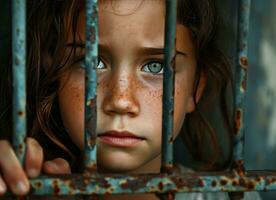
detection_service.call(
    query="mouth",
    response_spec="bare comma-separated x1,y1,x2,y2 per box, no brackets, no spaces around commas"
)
97,130,145,148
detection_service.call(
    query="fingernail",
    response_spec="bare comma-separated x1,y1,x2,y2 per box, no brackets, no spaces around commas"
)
27,168,39,178
15,181,28,193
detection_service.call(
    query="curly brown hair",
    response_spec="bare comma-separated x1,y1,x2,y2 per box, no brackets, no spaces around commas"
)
0,0,233,172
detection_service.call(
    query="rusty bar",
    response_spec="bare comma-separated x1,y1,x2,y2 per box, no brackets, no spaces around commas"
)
3,171,275,196
232,0,251,174
230,0,251,199
161,0,177,174
12,0,27,164
84,0,98,171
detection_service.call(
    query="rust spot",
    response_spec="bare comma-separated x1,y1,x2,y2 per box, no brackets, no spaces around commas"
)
52,180,60,194
17,111,24,116
158,182,163,191
239,178,246,186
120,181,129,189
232,180,238,186
102,179,111,188
240,56,248,69
34,181,43,188
169,136,173,144
160,164,173,173
241,74,247,91
268,178,276,184
247,181,255,190
220,179,228,186
18,143,24,154
198,180,205,187
87,137,96,147
89,99,95,109
234,109,242,135
232,160,245,175
211,180,217,187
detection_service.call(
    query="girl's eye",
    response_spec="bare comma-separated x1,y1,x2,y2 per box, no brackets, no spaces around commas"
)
142,61,164,74
97,58,106,70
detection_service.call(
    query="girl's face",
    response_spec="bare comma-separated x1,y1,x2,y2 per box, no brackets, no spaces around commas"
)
58,0,200,173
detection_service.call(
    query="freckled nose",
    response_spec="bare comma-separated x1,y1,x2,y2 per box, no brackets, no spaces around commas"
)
102,76,140,117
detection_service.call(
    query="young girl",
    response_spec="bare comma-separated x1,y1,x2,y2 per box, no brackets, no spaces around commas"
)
0,0,261,199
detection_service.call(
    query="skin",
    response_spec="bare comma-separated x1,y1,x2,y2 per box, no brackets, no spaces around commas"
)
0,0,205,197
59,0,204,174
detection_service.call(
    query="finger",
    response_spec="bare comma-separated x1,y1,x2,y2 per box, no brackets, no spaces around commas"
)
43,158,71,174
0,140,30,195
25,138,43,178
0,175,7,195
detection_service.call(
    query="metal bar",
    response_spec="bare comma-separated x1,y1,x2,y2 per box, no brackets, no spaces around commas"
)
232,0,251,173
12,0,27,164
230,1,251,199
3,171,275,196
161,0,177,174
84,0,98,171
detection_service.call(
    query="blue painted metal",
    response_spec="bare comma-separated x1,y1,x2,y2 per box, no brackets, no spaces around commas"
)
3,171,275,196
84,0,98,171
12,0,27,165
233,0,251,173
161,0,177,174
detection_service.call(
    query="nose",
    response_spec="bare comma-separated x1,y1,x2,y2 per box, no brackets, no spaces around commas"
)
102,72,140,117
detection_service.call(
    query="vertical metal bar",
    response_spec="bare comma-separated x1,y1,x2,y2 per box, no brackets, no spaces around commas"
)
233,0,251,174
230,0,251,199
84,0,98,171
161,0,177,174
12,0,27,164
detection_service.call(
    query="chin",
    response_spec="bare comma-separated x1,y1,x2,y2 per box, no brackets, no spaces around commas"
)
97,149,145,173
98,159,142,173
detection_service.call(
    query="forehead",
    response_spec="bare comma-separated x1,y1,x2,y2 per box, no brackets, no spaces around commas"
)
70,0,194,54
74,0,165,44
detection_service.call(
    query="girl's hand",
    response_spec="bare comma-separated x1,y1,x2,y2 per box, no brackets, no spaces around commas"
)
0,138,71,196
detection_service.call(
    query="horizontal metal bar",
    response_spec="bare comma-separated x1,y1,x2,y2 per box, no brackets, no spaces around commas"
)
4,171,275,196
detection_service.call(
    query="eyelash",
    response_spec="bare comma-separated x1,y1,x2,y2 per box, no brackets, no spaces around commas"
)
73,56,164,75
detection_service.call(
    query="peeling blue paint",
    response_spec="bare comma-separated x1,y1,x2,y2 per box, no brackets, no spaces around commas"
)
12,0,27,165
84,0,98,172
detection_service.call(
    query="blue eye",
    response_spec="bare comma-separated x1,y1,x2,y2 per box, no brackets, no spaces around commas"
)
142,61,164,74
97,58,106,69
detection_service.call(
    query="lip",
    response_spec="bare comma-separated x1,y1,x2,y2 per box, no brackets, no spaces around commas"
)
97,130,145,148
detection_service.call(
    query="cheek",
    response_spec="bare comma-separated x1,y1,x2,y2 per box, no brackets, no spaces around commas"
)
58,78,85,148
174,75,190,137
140,87,163,128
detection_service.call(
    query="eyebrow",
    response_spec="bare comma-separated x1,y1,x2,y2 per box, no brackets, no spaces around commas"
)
138,47,187,57
66,43,187,57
